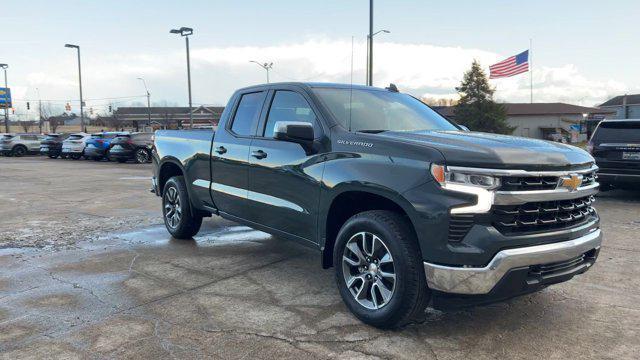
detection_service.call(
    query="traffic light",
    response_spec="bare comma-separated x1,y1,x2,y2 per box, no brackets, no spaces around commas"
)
108,105,112,112
89,107,94,115
65,102,71,112
26,102,30,110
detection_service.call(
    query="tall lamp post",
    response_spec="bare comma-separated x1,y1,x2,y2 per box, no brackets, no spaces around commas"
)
170,26,194,128
0,64,8,132
249,61,273,83
366,29,389,86
137,77,151,131
64,44,85,132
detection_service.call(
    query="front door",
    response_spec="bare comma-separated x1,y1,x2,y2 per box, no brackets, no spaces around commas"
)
210,90,267,218
247,89,326,243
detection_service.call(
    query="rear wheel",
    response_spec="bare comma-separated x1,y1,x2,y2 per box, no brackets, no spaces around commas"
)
12,145,27,157
334,210,429,329
135,148,150,164
162,176,203,239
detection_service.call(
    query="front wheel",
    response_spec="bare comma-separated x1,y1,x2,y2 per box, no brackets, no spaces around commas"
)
135,148,150,164
162,176,203,239
334,210,430,329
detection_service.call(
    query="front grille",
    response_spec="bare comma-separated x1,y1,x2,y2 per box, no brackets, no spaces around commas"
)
492,195,596,235
448,214,474,242
498,170,597,192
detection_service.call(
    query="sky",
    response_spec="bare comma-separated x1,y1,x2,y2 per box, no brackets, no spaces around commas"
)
2,0,638,119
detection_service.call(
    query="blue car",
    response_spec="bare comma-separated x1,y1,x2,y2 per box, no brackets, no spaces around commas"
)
84,132,128,160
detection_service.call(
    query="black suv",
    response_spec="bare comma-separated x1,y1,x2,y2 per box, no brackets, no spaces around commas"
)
108,133,153,163
40,133,67,159
589,119,640,190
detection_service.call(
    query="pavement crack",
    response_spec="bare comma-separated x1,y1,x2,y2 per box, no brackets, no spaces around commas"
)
35,265,116,309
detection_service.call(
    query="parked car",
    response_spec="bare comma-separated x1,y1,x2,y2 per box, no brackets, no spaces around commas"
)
588,119,640,190
84,132,126,161
0,133,44,156
61,132,91,160
152,83,602,328
40,133,68,158
108,132,153,163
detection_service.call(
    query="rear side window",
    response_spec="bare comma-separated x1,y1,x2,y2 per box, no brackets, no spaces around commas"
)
68,135,84,140
23,135,38,141
91,134,104,139
263,91,318,138
593,121,640,143
230,91,266,136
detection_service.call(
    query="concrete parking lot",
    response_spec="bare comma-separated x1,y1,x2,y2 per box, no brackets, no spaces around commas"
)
1,156,639,359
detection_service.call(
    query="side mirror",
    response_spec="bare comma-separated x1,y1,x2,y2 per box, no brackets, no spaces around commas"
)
273,121,314,143
458,124,470,132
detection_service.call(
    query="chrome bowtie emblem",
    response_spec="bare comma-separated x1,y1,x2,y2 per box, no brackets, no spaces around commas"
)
559,174,583,192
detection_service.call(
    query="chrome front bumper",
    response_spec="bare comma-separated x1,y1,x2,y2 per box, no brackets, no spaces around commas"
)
423,228,602,295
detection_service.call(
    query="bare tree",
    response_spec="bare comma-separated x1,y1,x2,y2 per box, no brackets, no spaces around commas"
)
39,102,54,133
19,120,37,132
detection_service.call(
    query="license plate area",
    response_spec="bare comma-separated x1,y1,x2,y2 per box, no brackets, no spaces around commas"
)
622,152,640,160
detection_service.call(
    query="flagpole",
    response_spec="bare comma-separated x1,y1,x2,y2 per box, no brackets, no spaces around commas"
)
530,38,533,104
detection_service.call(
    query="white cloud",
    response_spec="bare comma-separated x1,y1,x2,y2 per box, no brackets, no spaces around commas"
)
13,38,630,119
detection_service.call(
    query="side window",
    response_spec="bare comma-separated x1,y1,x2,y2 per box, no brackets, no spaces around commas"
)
230,91,266,136
263,91,318,138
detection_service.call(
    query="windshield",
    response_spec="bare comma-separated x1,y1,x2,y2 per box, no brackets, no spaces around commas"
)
67,135,84,140
594,121,640,143
313,88,458,132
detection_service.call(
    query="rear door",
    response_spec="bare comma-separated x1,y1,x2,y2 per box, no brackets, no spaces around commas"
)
592,121,640,174
246,88,327,243
210,90,268,218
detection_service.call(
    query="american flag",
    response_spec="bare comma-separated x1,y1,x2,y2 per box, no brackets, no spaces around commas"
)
489,50,529,79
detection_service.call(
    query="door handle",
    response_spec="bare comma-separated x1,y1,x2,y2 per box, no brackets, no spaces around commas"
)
251,150,267,159
214,146,227,155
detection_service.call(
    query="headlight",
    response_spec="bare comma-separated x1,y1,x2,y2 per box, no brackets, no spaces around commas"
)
430,164,498,214
430,164,500,190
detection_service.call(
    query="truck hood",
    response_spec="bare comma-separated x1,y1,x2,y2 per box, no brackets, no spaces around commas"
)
378,130,594,170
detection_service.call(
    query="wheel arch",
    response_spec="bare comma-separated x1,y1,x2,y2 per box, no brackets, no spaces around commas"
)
320,185,420,269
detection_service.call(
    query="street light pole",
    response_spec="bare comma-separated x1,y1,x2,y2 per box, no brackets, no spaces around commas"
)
1,64,8,132
170,27,194,128
137,77,151,131
65,44,84,132
249,61,273,83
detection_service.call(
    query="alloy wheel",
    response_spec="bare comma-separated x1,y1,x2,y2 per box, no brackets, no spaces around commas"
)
342,231,396,310
136,149,149,163
164,186,182,229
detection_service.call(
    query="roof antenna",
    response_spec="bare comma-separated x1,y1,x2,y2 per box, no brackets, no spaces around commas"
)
348,36,354,132
386,83,399,92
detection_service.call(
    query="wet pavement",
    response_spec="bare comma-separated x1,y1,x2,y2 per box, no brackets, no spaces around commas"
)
1,157,639,359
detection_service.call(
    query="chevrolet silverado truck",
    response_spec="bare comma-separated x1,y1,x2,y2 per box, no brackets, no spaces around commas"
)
152,83,602,328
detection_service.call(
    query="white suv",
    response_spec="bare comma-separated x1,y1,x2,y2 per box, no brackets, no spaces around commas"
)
61,132,91,160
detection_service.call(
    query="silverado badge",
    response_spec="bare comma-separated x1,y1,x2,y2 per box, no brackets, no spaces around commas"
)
559,174,583,192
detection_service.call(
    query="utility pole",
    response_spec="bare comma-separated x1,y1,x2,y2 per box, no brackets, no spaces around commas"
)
36,88,43,134
367,0,373,86
65,44,85,132
170,27,194,128
1,64,9,132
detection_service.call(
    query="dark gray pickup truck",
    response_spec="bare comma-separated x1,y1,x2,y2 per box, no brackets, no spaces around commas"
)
152,82,602,328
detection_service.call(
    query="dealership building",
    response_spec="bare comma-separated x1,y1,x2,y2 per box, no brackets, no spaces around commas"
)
434,103,614,142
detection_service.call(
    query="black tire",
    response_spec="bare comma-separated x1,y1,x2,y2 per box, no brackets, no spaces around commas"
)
135,148,150,164
12,145,27,157
71,154,82,160
334,210,429,329
162,176,203,239
48,154,59,159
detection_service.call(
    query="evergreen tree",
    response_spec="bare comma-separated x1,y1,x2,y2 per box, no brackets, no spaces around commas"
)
453,60,514,134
